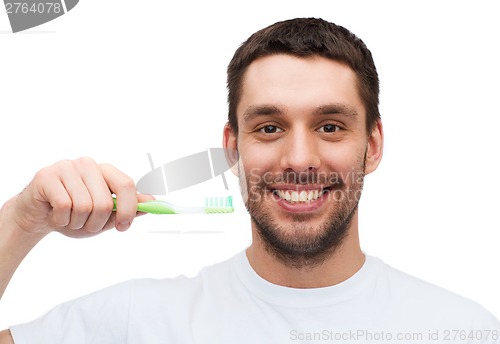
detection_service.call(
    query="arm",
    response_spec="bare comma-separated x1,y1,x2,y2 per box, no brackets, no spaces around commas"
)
0,157,152,337
0,330,13,344
0,197,47,300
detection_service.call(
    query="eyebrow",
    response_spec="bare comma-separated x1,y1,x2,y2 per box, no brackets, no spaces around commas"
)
315,104,358,117
242,104,284,123
242,103,358,123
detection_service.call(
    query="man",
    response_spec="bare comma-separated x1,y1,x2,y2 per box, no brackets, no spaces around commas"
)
0,18,498,343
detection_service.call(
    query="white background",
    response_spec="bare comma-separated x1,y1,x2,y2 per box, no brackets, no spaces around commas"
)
1,0,499,328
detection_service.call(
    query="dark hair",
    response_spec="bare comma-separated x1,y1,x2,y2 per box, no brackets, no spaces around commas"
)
227,17,380,133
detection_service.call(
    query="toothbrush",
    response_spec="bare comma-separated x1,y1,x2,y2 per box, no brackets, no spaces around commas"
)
112,196,234,214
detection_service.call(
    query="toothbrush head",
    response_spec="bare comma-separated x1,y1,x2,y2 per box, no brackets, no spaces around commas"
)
204,196,234,214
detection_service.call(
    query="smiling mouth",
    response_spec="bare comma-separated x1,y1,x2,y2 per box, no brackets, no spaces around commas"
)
272,188,330,203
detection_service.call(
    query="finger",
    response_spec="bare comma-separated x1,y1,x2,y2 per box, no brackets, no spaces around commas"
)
101,212,118,232
78,160,116,233
100,163,137,231
58,164,94,230
137,193,155,203
44,179,73,228
98,194,155,231
135,193,156,217
78,194,153,232
33,168,72,228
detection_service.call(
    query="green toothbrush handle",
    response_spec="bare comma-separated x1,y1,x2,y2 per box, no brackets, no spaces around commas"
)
113,196,232,215
112,199,176,214
137,201,176,214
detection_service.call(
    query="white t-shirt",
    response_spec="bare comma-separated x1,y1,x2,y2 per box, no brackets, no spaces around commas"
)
10,252,500,343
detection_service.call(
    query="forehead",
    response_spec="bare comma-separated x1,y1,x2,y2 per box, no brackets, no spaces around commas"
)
237,54,365,121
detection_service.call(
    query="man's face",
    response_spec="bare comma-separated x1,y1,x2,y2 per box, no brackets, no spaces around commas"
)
226,54,381,267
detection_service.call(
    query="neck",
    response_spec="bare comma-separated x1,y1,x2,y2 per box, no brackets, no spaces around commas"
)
246,215,365,289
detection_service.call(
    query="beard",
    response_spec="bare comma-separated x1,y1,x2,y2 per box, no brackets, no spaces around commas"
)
240,155,366,270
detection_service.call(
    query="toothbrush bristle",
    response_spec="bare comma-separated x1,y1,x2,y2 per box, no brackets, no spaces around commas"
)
204,195,234,214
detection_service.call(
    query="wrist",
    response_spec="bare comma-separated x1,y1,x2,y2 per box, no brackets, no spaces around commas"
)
0,195,48,252
0,197,47,300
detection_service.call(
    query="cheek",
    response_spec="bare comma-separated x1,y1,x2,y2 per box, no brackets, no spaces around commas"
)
239,142,277,175
236,144,277,205
318,143,366,175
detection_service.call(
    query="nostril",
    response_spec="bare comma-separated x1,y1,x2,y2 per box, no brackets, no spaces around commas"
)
279,143,321,173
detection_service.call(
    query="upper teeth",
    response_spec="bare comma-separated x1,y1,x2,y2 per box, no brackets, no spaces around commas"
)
275,189,322,203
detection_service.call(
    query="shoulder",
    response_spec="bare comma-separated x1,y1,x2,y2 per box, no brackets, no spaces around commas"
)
9,281,135,343
9,255,240,343
128,252,238,307
371,256,499,324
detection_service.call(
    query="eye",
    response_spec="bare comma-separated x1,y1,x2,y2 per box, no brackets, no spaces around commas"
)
259,125,283,134
318,124,341,133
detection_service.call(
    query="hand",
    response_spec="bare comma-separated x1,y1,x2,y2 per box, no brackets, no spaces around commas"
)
7,157,152,239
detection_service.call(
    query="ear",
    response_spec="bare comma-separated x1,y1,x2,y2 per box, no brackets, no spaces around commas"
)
223,123,239,176
364,119,384,175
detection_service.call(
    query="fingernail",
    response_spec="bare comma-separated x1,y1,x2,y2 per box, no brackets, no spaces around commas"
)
118,222,131,231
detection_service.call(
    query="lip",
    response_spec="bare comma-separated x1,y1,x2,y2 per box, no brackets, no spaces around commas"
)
269,185,330,213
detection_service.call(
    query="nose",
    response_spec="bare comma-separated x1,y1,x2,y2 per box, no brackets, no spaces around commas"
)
279,127,321,173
